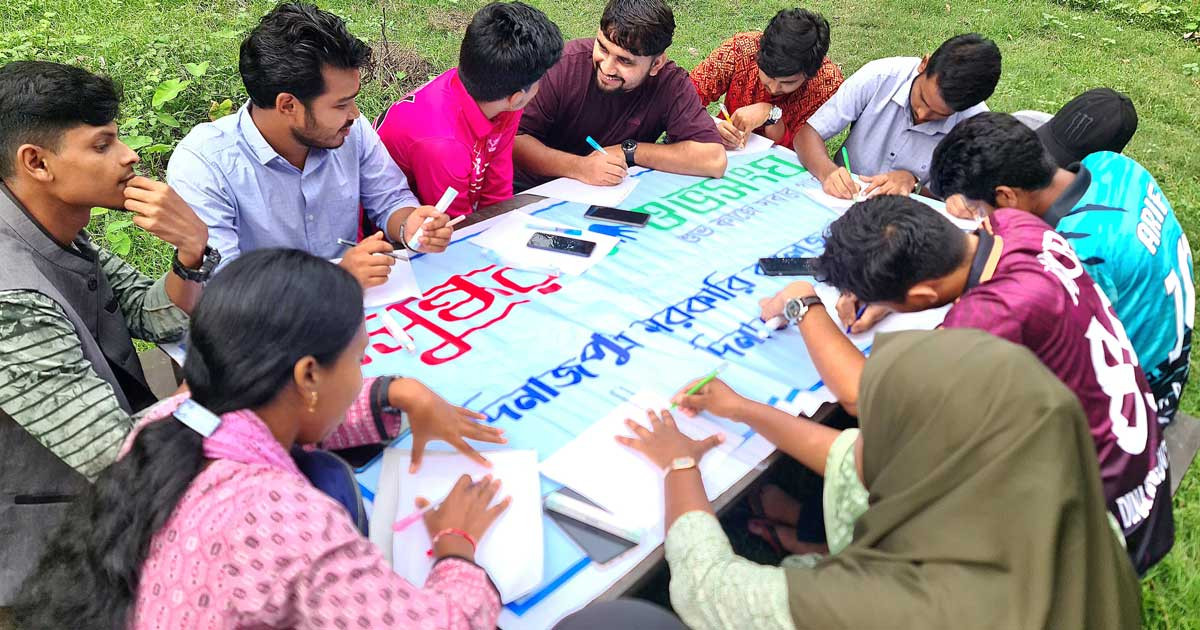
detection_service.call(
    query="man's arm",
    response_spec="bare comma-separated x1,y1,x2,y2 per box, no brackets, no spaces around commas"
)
762,282,866,415
512,134,628,186
631,140,727,179
793,62,880,198
793,123,841,184
0,291,134,480
98,249,189,343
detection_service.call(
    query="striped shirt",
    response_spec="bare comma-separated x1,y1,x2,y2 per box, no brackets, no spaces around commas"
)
0,242,188,481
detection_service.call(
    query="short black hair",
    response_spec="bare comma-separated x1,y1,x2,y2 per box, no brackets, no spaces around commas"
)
459,2,563,102
924,33,1001,111
239,2,371,108
818,195,968,303
757,9,830,79
0,61,120,179
600,0,675,57
930,112,1057,204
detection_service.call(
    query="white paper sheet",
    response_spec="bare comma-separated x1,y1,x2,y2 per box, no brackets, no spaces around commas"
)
710,116,775,156
469,210,620,276
328,255,422,308
525,174,640,207
540,391,739,531
388,449,543,603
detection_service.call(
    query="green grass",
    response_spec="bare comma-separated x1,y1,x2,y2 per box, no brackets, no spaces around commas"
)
3,0,1199,626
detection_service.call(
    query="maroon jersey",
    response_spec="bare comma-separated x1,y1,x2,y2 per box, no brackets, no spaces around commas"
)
943,209,1171,571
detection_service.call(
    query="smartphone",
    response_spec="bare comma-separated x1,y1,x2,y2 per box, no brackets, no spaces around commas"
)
584,205,651,227
758,256,820,276
528,232,597,258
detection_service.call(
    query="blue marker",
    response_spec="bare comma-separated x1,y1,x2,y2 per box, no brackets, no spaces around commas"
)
527,224,583,236
585,136,608,155
846,303,867,334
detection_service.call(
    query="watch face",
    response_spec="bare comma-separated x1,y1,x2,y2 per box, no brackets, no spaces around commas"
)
621,139,637,151
784,298,803,321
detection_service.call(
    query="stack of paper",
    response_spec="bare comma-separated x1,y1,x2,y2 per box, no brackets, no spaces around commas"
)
469,210,620,276
387,449,543,603
540,391,739,531
329,255,421,308
525,173,640,207
710,115,775,156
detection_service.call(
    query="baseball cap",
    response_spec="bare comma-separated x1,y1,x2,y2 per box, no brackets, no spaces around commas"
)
1036,88,1137,167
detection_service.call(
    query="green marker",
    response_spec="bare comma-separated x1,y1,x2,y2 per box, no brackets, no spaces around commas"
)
671,363,726,409
841,146,852,176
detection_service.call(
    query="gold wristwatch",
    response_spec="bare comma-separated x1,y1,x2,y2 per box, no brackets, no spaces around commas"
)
664,456,697,475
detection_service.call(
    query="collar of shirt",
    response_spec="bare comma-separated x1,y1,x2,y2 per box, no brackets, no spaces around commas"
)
236,101,328,172
450,70,513,141
1042,163,1091,228
886,63,967,137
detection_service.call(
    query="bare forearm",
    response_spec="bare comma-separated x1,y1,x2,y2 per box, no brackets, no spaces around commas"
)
665,468,713,529
635,141,727,179
513,134,584,180
385,206,417,243
797,308,866,415
734,400,841,475
762,121,786,143
163,273,202,314
792,125,838,182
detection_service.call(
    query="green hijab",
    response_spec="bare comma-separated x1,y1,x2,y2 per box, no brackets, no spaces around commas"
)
785,328,1141,629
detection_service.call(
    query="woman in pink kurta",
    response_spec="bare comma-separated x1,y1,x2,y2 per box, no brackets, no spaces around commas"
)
14,249,509,630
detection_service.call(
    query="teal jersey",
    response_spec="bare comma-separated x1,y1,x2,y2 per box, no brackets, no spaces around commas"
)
1046,151,1194,423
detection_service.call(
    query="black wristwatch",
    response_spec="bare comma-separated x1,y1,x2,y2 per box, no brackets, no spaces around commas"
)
171,245,221,283
621,139,638,167
783,295,824,325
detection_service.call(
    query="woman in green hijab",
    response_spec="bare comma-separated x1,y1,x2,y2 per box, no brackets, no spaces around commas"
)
618,328,1141,629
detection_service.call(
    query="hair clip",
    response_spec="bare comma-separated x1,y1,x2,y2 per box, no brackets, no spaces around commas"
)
174,399,222,437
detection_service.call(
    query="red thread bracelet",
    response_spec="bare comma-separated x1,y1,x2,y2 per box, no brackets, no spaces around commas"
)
427,528,477,557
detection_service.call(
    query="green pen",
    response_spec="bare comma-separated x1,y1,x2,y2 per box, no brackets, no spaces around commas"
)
841,146,852,176
671,363,726,409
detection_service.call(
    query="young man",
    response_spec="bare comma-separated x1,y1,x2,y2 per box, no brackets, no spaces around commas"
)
0,61,212,603
930,112,1192,425
168,2,449,289
690,8,843,150
756,197,1172,573
793,33,1000,199
1015,88,1139,167
376,2,563,217
513,0,726,189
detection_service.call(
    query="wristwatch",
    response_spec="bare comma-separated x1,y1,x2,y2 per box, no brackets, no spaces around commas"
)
783,295,823,325
621,139,638,167
664,456,697,475
171,245,221,283
764,105,783,127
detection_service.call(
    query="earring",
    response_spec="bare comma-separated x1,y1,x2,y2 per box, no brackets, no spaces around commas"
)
308,391,318,413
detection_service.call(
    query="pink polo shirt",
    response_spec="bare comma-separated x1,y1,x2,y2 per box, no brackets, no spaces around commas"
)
376,68,520,217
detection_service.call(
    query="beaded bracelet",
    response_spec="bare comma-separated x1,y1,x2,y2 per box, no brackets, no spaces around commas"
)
427,528,477,557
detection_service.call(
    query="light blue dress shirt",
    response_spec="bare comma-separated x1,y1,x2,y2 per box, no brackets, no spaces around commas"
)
806,57,988,185
167,102,418,268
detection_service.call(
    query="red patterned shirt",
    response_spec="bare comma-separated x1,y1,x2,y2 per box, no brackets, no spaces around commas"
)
689,32,844,148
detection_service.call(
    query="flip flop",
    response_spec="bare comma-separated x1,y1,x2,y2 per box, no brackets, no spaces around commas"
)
746,485,767,520
747,518,786,556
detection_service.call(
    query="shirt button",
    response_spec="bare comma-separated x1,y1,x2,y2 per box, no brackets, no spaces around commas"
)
87,278,98,291
307,214,315,221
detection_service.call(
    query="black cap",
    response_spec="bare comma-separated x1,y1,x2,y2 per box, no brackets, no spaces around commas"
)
1036,88,1138,167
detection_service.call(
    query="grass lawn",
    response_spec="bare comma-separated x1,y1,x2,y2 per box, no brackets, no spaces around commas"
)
3,0,1198,626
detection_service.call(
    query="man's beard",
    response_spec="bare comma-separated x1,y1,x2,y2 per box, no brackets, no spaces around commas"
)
292,111,351,149
594,63,626,93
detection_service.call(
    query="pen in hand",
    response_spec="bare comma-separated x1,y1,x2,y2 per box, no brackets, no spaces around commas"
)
337,237,403,260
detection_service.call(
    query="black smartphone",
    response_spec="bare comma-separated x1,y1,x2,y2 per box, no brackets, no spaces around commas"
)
584,205,651,227
758,256,820,276
528,232,598,258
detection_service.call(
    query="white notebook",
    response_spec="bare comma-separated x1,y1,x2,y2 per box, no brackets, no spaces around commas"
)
386,449,543,603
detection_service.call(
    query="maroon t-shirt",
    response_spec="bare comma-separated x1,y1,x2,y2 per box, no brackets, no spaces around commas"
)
942,209,1171,569
516,38,722,186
